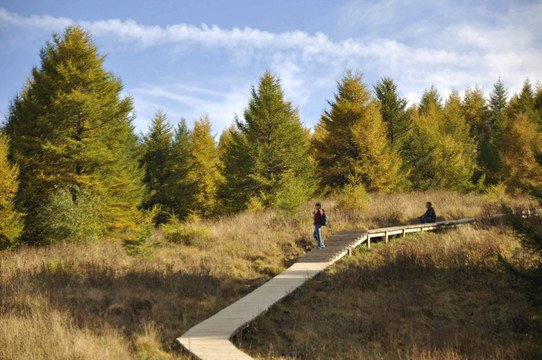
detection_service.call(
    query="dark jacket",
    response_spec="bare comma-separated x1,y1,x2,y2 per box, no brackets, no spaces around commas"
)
422,207,436,222
314,209,323,225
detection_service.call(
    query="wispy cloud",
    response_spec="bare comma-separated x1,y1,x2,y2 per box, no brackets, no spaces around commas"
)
129,82,250,134
1,3,541,133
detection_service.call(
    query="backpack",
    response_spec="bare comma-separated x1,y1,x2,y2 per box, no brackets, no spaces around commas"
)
321,210,328,226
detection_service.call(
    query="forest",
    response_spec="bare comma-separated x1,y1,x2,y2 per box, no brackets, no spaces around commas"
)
1,25,542,248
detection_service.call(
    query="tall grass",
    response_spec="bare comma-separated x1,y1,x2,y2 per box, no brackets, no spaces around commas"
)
238,225,542,359
0,191,537,359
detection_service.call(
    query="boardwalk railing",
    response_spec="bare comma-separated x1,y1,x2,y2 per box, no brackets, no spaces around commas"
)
177,211,537,360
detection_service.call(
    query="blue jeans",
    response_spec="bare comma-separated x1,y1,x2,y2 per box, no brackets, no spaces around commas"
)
313,224,323,248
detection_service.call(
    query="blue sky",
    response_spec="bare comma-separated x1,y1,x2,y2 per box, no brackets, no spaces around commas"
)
1,0,541,135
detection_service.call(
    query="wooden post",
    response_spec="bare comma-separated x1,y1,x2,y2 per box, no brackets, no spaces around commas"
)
347,247,352,256
367,235,371,249
402,228,406,238
384,231,389,244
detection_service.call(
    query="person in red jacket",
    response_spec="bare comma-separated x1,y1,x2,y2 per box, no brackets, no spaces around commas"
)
313,203,325,249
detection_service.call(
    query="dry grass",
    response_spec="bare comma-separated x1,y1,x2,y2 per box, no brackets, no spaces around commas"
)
0,191,537,359
237,225,542,359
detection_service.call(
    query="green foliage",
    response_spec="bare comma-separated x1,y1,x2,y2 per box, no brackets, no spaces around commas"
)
462,86,488,140
508,79,538,123
4,25,145,243
274,172,313,214
141,111,191,223
418,85,443,114
0,132,23,248
313,70,403,192
160,213,211,248
374,77,410,149
478,79,509,183
187,115,223,217
38,186,106,243
498,112,542,193
482,182,509,204
121,206,158,258
403,91,476,191
170,119,194,217
338,175,369,210
221,71,315,212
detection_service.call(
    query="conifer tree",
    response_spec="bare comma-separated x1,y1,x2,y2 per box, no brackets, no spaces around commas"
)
508,79,539,124
313,71,402,192
4,26,145,242
535,83,542,116
403,91,476,191
374,77,410,149
221,71,315,212
0,132,23,248
418,85,443,114
462,86,488,140
187,115,222,217
499,113,542,192
169,118,193,218
479,79,509,182
141,110,176,223
217,126,234,162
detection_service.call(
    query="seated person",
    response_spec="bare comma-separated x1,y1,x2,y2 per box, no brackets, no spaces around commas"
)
420,201,436,223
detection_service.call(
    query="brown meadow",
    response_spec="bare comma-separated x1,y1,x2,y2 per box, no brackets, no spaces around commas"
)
0,191,538,359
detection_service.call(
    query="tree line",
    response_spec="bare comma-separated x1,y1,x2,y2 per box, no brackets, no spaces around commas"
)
1,26,541,247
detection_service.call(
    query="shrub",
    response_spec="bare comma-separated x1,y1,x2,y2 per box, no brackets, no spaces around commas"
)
39,187,106,243
338,182,369,210
160,213,211,248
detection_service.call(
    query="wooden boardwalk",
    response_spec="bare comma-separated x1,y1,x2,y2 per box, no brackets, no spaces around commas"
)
177,216,491,359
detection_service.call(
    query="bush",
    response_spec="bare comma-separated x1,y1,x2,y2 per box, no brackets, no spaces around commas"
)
39,187,106,242
338,182,369,210
483,182,509,204
160,213,211,248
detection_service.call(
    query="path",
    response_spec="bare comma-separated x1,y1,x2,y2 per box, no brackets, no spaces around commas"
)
177,217,486,359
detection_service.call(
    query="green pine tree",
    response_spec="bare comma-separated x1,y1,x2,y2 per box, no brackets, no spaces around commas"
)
479,79,509,183
221,71,315,212
535,82,542,119
374,77,410,149
313,70,403,192
508,79,539,124
498,112,542,193
462,86,488,141
4,26,145,242
141,110,176,223
418,85,443,115
403,91,476,191
0,132,24,248
187,115,223,217
169,118,193,218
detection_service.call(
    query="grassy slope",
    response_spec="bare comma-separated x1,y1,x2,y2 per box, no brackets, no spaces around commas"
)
0,191,538,359
238,225,542,359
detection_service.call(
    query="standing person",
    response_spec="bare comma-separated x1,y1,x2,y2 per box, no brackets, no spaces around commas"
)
420,201,436,223
313,203,325,249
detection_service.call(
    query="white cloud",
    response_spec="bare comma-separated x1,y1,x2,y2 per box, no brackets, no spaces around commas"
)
129,82,250,135
2,3,541,132
0,7,71,30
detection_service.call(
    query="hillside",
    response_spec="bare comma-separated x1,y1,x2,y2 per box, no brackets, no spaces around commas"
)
237,225,542,359
0,191,538,359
